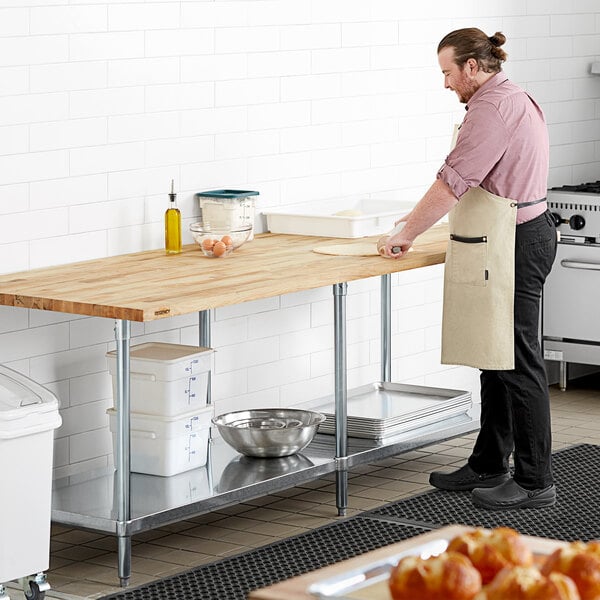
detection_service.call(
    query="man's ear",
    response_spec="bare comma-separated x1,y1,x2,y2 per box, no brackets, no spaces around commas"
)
466,57,478,76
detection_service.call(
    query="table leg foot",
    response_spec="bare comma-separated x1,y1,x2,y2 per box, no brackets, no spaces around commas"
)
118,534,131,588
335,468,348,516
559,361,568,391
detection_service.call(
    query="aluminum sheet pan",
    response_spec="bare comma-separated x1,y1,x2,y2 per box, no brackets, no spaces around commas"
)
313,382,472,440
318,403,471,439
307,538,449,599
320,396,471,426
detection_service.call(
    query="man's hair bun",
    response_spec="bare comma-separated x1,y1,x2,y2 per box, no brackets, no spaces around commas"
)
489,32,506,47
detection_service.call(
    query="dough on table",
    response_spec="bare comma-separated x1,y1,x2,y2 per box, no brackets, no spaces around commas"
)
312,242,380,256
312,243,413,257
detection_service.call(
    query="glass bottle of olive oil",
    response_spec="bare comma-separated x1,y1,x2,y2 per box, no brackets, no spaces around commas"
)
165,179,181,254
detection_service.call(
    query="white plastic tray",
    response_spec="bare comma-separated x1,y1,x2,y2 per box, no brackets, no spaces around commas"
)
263,199,413,238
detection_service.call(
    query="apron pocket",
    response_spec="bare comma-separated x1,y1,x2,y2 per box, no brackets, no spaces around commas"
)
448,234,488,286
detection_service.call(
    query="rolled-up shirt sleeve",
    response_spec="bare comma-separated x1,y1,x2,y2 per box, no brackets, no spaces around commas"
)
437,101,510,199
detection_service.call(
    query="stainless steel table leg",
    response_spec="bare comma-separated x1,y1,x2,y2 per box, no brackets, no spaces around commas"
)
199,309,212,405
333,282,348,516
381,274,391,383
114,319,131,587
199,309,214,492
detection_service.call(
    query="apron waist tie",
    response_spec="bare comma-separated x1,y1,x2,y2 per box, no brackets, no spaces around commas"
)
517,196,546,208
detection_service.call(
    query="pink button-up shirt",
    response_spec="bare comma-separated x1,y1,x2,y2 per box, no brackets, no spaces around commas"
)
437,72,549,224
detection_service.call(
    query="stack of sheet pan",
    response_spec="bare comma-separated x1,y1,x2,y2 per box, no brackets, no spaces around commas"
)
314,382,472,440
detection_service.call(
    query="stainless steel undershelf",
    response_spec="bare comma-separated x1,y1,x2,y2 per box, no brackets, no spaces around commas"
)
49,273,477,586
51,412,478,537
51,436,333,535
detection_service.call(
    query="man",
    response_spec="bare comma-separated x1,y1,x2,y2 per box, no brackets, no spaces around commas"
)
382,28,557,510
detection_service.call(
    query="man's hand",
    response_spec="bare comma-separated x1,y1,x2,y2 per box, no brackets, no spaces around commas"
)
378,235,413,258
377,218,413,258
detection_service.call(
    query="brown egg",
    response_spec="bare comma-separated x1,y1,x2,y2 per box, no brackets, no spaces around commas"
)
201,238,215,251
221,235,233,248
212,240,227,257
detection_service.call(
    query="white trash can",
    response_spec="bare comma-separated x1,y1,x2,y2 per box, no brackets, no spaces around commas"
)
0,365,62,600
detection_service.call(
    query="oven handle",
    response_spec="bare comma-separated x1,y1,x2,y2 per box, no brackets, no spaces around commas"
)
561,259,600,271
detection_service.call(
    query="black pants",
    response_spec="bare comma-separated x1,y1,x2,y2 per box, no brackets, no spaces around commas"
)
468,209,558,489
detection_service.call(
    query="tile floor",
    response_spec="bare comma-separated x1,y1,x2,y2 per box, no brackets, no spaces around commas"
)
6,374,600,600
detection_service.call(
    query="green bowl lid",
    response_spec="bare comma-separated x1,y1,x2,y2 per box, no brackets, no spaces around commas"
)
195,189,259,199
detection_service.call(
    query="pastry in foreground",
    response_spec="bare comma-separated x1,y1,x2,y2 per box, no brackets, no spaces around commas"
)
447,526,533,584
388,551,482,600
541,540,600,600
475,565,580,599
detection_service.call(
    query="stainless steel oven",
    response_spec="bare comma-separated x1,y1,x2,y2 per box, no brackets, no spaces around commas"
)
543,182,600,389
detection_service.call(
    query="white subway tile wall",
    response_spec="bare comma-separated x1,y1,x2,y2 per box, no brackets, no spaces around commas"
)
0,2,598,478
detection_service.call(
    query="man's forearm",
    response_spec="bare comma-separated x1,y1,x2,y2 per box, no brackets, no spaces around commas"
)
401,178,459,242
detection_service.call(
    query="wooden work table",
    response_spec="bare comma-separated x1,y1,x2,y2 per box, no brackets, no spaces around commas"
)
0,226,447,321
0,224,479,588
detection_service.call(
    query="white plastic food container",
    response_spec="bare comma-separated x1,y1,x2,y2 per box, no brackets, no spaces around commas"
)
0,365,62,584
195,189,259,240
107,405,213,476
106,342,212,416
263,198,413,238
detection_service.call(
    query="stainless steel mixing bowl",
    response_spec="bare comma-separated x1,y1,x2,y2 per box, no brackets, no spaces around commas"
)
212,408,325,458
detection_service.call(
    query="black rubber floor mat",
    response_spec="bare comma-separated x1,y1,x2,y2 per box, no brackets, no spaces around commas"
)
100,518,429,600
369,443,600,541
100,444,598,600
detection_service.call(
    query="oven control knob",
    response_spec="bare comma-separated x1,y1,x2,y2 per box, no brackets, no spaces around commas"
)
550,212,562,227
569,214,586,230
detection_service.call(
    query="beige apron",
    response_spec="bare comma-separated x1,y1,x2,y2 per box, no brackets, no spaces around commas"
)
441,187,517,369
441,124,518,369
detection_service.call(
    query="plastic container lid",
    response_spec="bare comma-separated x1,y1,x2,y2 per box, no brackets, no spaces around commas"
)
110,342,211,364
106,342,213,382
0,372,42,410
107,405,213,438
0,365,61,438
195,189,259,200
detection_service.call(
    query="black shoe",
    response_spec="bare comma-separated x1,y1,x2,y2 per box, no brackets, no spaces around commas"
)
471,479,556,510
429,464,510,491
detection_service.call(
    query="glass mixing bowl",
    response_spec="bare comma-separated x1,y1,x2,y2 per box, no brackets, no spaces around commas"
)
189,222,252,257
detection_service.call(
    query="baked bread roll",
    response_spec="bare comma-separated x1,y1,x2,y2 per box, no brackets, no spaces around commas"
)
475,566,580,600
541,540,600,600
388,551,482,600
448,527,534,584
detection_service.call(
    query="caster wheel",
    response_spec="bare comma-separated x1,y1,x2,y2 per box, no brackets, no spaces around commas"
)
24,581,45,600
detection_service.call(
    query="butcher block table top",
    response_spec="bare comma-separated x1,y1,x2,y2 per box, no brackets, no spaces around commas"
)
0,225,447,322
247,525,567,600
